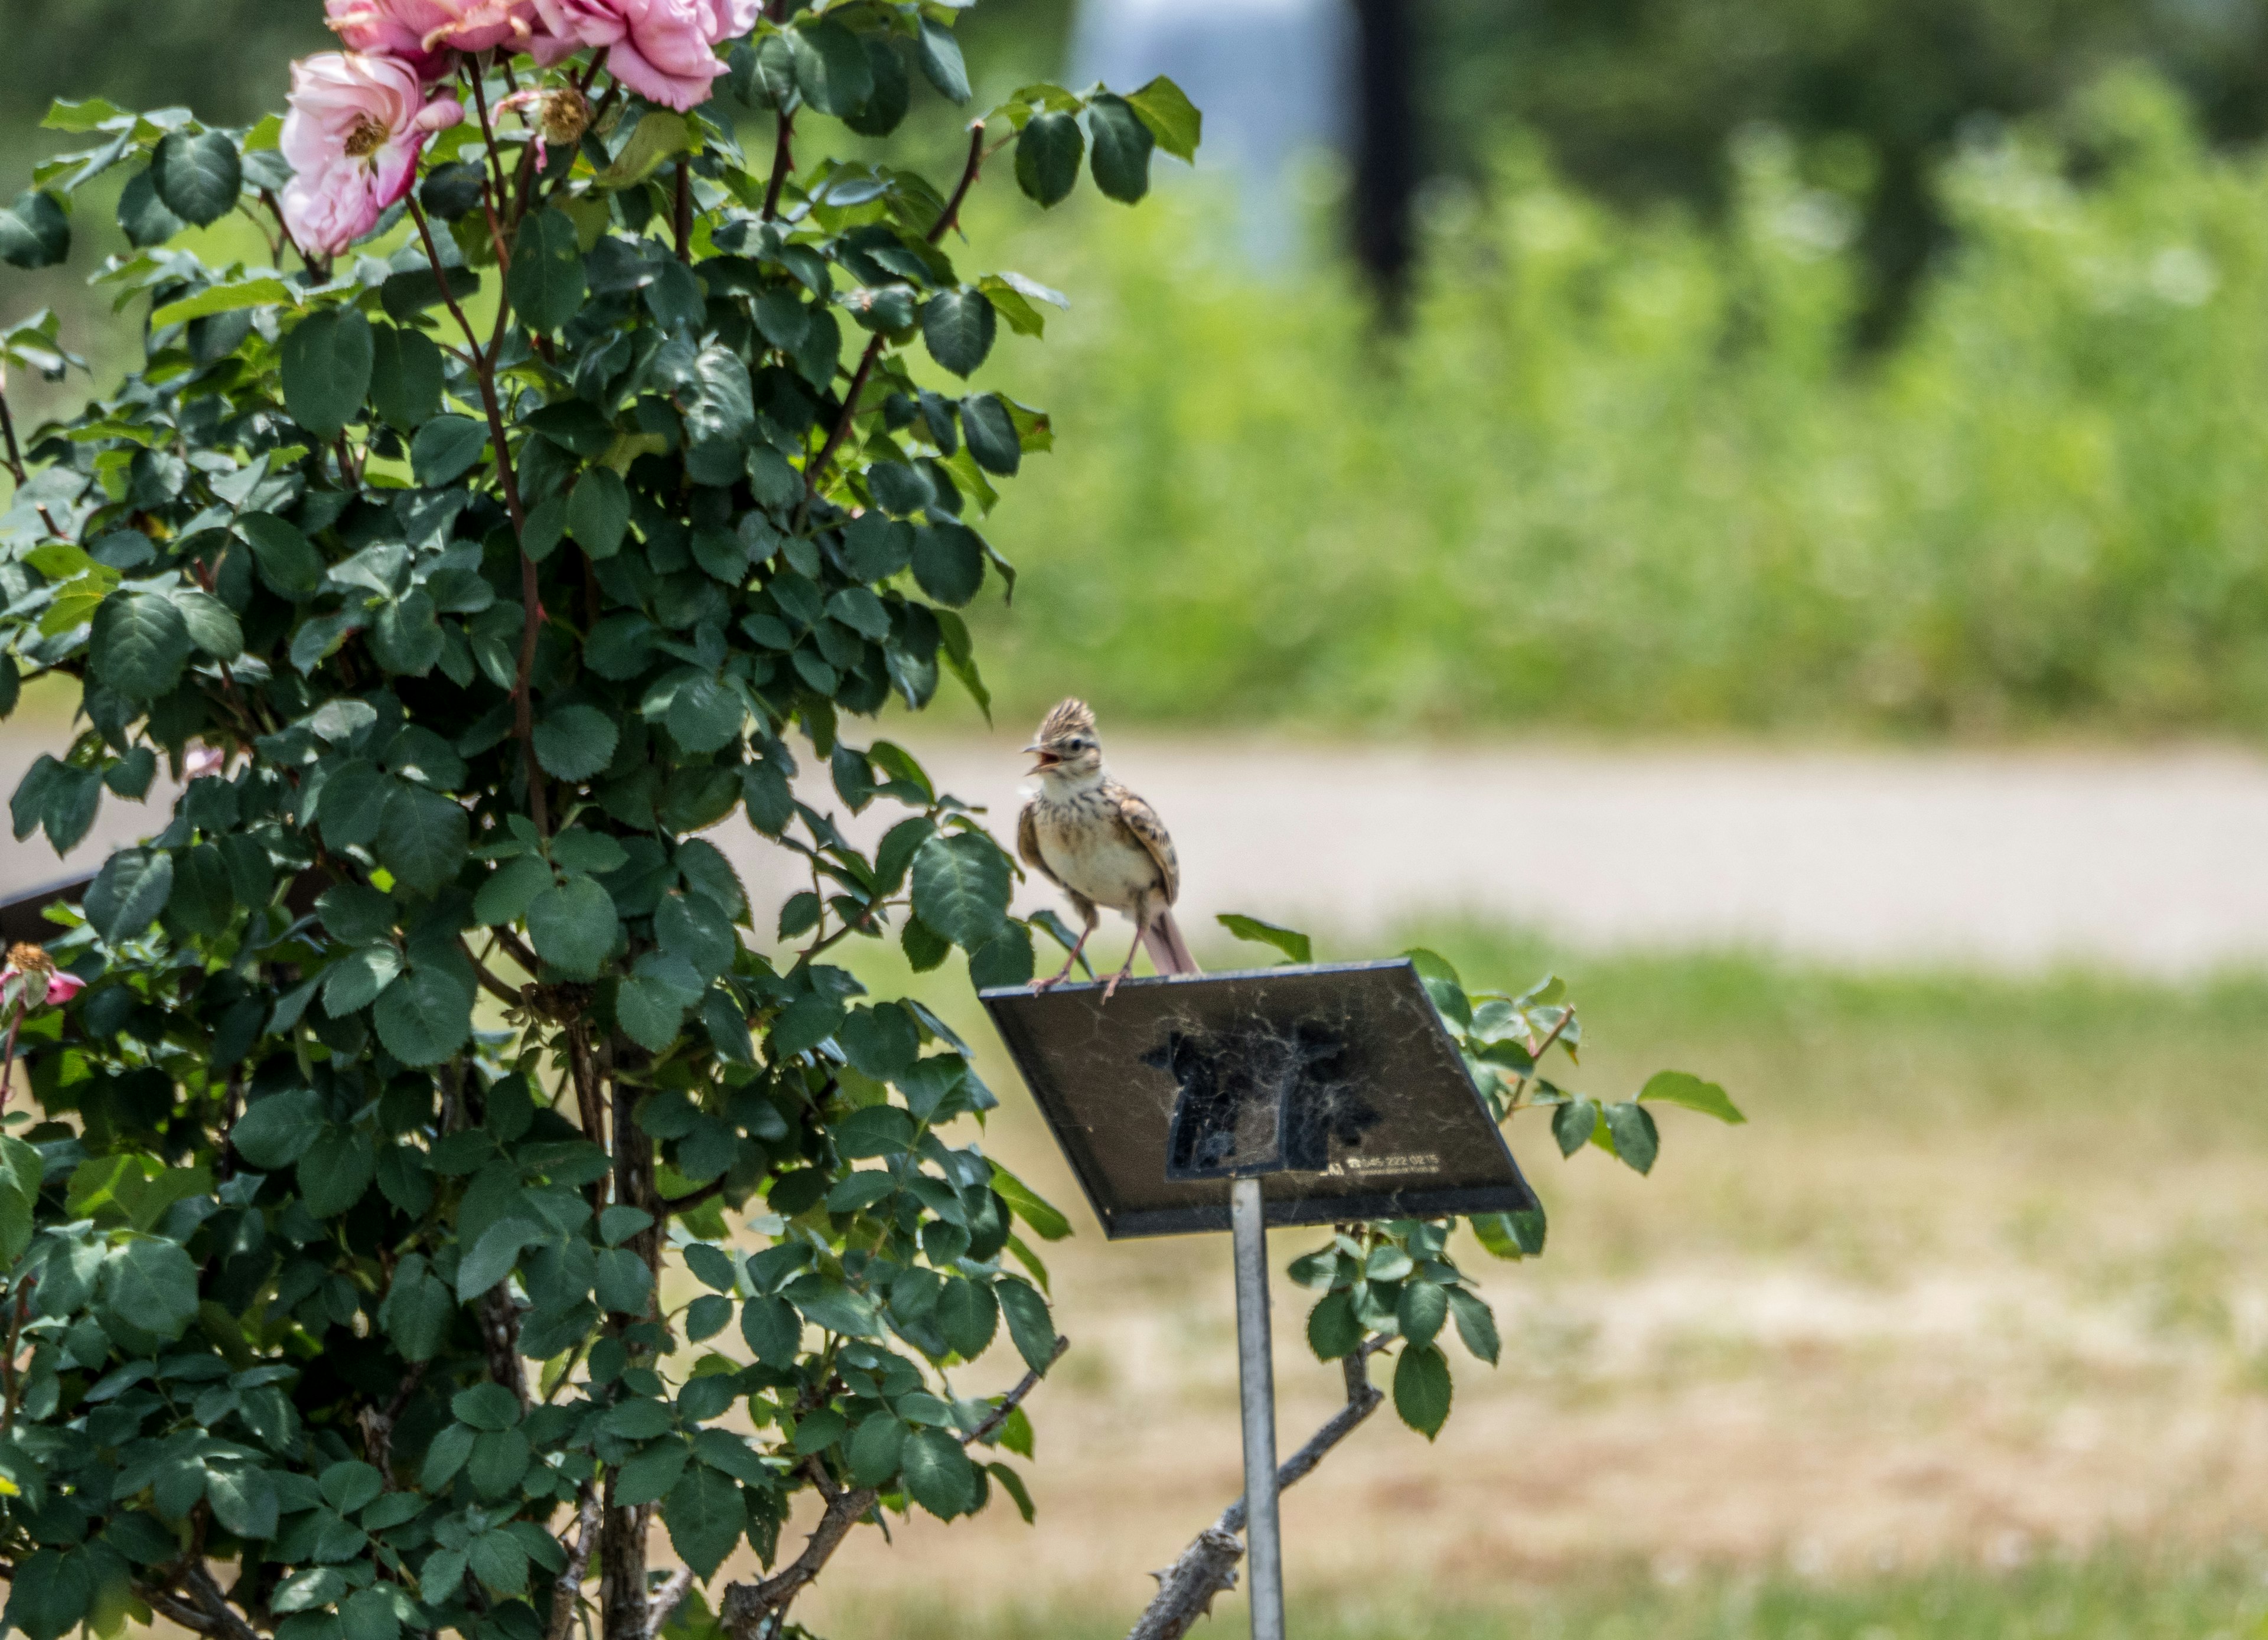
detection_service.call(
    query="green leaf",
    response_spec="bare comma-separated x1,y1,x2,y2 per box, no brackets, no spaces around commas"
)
410,415,487,487
1087,94,1155,203
1396,1278,1448,1346
152,130,240,227
1444,1287,1500,1365
594,110,696,189
232,1087,325,1169
739,1296,800,1367
529,876,618,980
533,705,620,782
911,521,984,606
452,1381,522,1431
322,945,402,1016
679,345,754,447
281,307,374,439
100,1237,200,1348
375,780,469,894
662,1464,745,1580
566,467,630,559
467,1530,529,1596
915,19,969,102
1306,1290,1362,1361
921,288,996,378
204,1464,279,1539
0,189,67,269
5,1549,92,1640
369,324,444,430
910,832,1011,950
616,953,698,1051
1216,913,1311,965
847,1414,905,1487
90,590,193,699
85,846,173,944
298,1126,374,1216
788,18,872,116
237,513,324,597
149,277,295,329
614,1440,688,1507
993,1277,1057,1375
373,962,475,1067
898,1427,979,1520
1469,1208,1546,1261
474,852,553,927
380,1260,454,1361
117,169,185,249
172,588,242,660
508,210,586,334
989,1163,1072,1241
340,1587,402,1640
1127,76,1203,162
1392,1341,1452,1439
958,393,1020,476
1600,1100,1660,1174
937,1276,999,1359
457,1220,545,1301
1015,109,1083,207
1639,1070,1745,1124
1552,1095,1597,1157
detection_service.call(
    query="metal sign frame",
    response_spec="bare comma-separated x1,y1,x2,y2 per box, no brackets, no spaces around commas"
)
979,957,1539,1640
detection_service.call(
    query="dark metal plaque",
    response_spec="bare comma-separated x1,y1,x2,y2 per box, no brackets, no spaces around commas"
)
979,959,1539,1238
0,874,92,948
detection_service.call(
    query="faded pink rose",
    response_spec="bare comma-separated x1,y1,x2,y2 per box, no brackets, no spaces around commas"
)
1,962,80,1009
325,0,545,80
280,53,465,258
532,0,749,110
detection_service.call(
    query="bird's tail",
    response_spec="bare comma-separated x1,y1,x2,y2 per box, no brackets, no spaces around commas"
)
1139,907,1202,977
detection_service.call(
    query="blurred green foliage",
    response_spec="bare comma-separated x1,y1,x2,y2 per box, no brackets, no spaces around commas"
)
1427,0,2268,334
968,70,2268,734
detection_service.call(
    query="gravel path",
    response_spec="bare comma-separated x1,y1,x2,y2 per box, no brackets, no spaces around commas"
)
9,730,2267,974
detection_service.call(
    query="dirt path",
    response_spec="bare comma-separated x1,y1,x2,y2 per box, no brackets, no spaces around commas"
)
11,729,2268,973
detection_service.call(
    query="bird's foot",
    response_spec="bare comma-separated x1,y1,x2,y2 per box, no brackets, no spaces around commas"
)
1102,970,1130,1003
1030,968,1075,992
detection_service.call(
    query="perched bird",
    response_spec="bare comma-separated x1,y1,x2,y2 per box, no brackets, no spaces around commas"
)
1018,698,1200,999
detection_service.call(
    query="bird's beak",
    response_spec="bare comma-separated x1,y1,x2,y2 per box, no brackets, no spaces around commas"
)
1024,742,1060,771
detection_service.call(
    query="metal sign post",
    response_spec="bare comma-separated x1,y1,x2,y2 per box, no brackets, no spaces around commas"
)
980,958,1540,1637
1230,1176,1285,1640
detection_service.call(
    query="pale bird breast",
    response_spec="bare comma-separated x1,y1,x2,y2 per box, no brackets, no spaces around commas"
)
1033,796,1162,911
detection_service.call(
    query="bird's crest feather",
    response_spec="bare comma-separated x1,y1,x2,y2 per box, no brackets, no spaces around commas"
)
1037,697,1096,743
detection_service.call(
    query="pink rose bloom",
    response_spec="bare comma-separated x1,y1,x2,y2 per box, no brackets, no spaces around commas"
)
532,0,748,110
280,53,465,258
2,962,80,1008
325,0,544,80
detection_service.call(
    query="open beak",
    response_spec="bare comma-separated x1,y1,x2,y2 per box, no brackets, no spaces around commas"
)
1024,742,1060,771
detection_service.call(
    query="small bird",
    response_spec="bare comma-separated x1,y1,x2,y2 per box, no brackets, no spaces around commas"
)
1018,698,1200,999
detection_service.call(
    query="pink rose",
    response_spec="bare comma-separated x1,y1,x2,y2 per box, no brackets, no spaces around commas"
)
280,53,465,258
325,0,545,80
532,0,744,110
1,959,80,1009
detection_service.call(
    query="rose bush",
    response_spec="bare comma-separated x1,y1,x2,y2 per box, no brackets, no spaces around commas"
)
0,4,1214,1636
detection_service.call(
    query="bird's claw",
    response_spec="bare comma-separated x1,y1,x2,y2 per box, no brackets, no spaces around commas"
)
1029,969,1074,992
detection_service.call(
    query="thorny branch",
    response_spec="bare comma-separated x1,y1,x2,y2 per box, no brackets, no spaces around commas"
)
1125,1342,1390,1640
546,1482,605,1640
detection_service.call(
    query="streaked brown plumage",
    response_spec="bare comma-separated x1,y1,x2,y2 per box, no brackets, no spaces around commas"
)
1018,697,1199,997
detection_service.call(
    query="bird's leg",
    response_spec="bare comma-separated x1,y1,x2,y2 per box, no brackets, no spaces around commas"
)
1031,918,1094,991
1103,896,1149,1002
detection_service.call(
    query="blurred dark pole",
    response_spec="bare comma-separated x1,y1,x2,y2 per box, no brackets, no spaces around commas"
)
1349,0,1419,322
